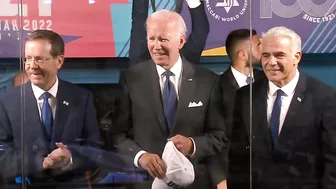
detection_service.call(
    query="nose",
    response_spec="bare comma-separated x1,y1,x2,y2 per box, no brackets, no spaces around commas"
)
269,56,277,66
153,40,162,50
27,61,39,70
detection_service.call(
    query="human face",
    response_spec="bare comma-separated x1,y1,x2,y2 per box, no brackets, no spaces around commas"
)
250,35,262,65
25,40,64,91
147,19,186,69
261,37,301,87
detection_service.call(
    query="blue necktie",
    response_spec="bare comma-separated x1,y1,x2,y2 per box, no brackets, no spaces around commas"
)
163,71,178,132
270,89,283,146
246,76,253,85
42,92,53,140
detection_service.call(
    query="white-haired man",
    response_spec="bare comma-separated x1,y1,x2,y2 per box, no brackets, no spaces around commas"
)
228,26,336,189
114,9,228,189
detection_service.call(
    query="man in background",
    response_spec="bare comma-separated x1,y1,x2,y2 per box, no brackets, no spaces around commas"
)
12,71,29,87
208,29,265,189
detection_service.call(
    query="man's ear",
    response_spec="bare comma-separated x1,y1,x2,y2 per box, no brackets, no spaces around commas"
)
293,51,302,66
178,34,186,50
56,55,64,69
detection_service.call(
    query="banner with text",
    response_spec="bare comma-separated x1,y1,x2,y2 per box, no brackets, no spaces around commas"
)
0,0,335,58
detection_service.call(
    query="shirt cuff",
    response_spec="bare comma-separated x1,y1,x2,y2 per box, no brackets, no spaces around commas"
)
189,137,196,157
186,0,201,9
134,150,147,167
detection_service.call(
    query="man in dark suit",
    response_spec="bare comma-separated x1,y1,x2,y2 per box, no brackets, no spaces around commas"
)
229,26,336,189
220,29,265,134
129,0,209,64
209,29,265,189
0,30,100,187
114,9,228,189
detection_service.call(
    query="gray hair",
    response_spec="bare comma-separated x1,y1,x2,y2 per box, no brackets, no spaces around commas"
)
145,9,187,36
262,26,302,55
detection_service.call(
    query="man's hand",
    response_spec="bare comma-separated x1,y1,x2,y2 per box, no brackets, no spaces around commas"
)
217,180,227,189
168,134,193,156
42,142,72,170
138,153,166,179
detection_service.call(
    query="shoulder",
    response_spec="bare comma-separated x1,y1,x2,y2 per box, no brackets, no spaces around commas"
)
0,84,21,102
219,68,232,82
303,74,336,97
189,62,219,80
122,60,152,75
59,79,92,97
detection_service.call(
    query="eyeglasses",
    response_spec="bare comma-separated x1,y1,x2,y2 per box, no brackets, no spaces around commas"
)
23,56,54,65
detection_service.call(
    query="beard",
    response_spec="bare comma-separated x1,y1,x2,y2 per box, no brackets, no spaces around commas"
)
245,56,261,67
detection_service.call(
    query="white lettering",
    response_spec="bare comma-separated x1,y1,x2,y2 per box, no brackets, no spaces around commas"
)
0,0,51,16
261,0,336,22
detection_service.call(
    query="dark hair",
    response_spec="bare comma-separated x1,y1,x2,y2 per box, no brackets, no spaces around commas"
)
225,29,257,59
26,30,64,57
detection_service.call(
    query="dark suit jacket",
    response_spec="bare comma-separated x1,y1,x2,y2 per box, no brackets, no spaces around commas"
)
220,67,265,134
114,58,228,188
229,73,336,189
207,67,265,186
129,1,209,64
0,80,100,185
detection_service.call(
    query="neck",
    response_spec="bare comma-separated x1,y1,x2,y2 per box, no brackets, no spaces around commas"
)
42,77,56,91
162,56,179,70
232,61,253,76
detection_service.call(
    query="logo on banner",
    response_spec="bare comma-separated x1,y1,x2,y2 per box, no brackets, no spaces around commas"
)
260,0,336,23
205,0,248,22
0,0,52,40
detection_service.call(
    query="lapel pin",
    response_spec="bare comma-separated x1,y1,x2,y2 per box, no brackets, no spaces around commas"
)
63,101,69,106
297,97,301,102
187,78,192,82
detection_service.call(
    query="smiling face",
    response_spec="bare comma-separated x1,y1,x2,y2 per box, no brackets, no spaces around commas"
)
146,19,186,70
261,37,301,87
25,39,64,91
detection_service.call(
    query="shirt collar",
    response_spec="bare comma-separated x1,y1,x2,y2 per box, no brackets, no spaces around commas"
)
231,66,254,86
32,77,59,100
156,56,182,77
268,69,300,96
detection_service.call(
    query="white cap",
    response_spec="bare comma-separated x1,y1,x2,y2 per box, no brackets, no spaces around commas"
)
151,141,195,189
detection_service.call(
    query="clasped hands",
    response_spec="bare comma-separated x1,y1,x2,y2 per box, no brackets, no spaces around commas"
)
42,142,72,170
138,134,194,178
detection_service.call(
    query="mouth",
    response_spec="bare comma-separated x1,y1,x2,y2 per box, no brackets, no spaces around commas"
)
30,73,43,77
268,69,280,73
153,53,166,57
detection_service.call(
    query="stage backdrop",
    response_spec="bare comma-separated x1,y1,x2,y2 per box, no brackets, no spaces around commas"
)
0,0,335,58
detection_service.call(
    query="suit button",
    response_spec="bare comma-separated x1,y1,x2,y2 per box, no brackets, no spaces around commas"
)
253,136,256,139
245,146,250,150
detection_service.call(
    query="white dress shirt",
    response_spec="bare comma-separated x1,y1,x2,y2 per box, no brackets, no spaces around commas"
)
186,0,201,9
133,56,196,167
31,77,58,120
231,66,253,88
156,56,182,96
31,77,73,166
267,70,300,134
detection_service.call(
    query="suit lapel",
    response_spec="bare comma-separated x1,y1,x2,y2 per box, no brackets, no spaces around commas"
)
252,79,273,152
173,59,197,133
226,67,240,90
24,83,47,144
52,80,70,145
146,61,169,135
278,74,306,142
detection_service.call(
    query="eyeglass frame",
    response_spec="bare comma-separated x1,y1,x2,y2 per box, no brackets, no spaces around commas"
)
23,56,61,65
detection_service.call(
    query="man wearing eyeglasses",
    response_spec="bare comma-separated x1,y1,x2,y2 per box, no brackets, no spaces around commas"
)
0,30,100,186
